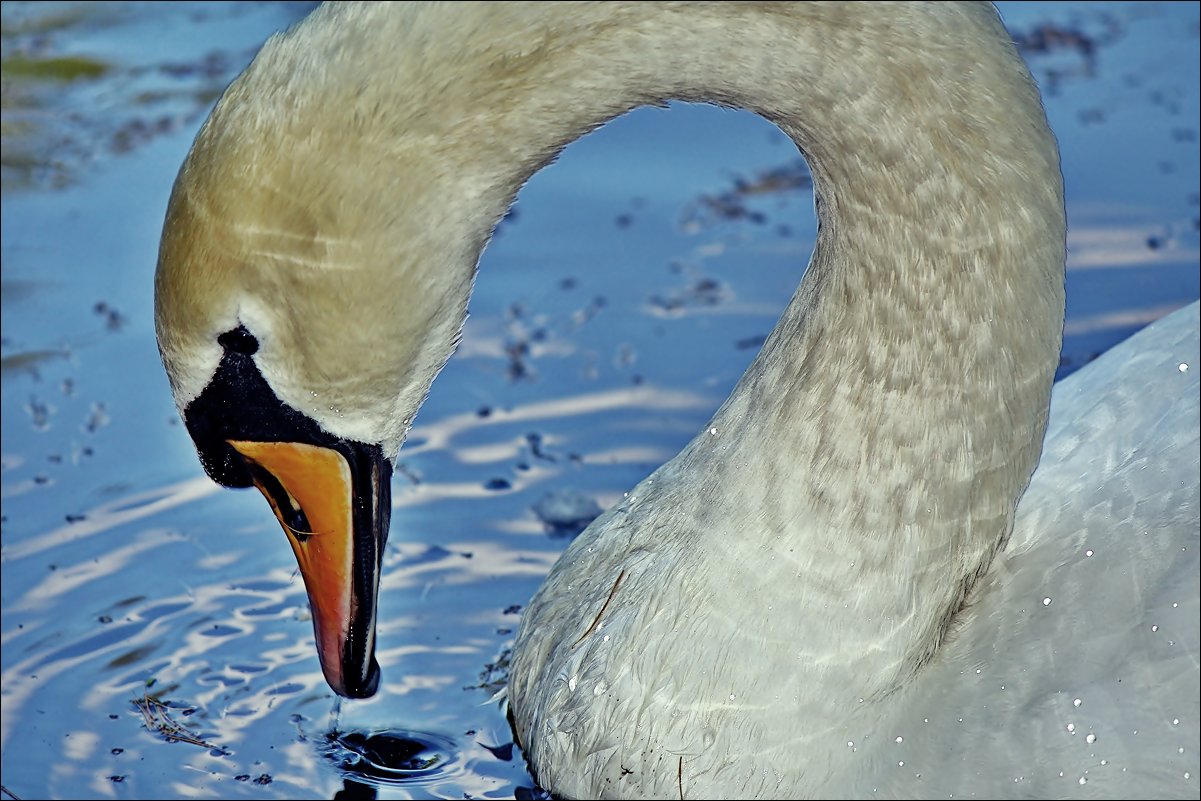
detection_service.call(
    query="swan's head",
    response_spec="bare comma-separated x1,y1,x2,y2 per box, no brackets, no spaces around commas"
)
153,15,503,697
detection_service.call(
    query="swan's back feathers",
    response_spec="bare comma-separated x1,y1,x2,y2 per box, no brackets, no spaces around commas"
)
895,300,1200,798
512,304,1200,799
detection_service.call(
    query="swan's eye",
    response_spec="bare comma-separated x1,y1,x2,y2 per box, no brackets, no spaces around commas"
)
218,325,259,356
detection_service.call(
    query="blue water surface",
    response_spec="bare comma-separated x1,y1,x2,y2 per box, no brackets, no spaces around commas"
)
1,2,1197,799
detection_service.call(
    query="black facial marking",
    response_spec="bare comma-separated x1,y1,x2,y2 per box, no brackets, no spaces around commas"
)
183,326,319,487
185,325,388,491
185,324,391,700
218,324,259,356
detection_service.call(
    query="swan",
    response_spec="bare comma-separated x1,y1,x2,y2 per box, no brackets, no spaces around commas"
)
153,2,1200,798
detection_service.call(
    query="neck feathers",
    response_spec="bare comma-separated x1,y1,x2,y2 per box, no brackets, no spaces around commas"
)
192,2,1065,687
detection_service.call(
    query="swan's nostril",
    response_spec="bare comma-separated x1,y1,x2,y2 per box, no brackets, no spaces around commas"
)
218,324,259,355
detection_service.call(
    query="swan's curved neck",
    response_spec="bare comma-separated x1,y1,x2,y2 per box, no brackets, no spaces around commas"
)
226,2,1065,690
448,3,1065,689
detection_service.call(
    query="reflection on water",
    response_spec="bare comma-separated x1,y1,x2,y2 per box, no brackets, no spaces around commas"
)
1,1,1198,799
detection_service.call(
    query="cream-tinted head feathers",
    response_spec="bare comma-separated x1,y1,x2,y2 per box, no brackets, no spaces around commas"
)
156,2,1063,462
155,4,545,456
155,2,683,455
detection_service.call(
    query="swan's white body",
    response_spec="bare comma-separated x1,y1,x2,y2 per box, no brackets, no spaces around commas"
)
154,2,1200,798
513,301,1199,799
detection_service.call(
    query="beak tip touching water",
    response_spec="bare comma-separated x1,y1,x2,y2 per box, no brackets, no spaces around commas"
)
335,656,381,699
224,437,392,701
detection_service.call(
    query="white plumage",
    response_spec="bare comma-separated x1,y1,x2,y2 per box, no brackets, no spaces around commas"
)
154,3,1200,798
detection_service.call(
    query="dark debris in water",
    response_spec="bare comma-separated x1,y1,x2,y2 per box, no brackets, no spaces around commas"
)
233,772,276,785
569,294,608,329
464,647,511,696
0,2,311,190
395,462,422,485
500,302,547,382
525,432,555,462
1012,22,1101,59
649,276,729,314
132,691,225,753
669,12,1134,237
1008,14,1125,95
92,301,126,331
679,159,812,232
504,339,534,381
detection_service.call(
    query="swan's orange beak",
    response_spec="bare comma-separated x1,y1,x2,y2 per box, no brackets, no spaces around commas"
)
226,439,390,698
